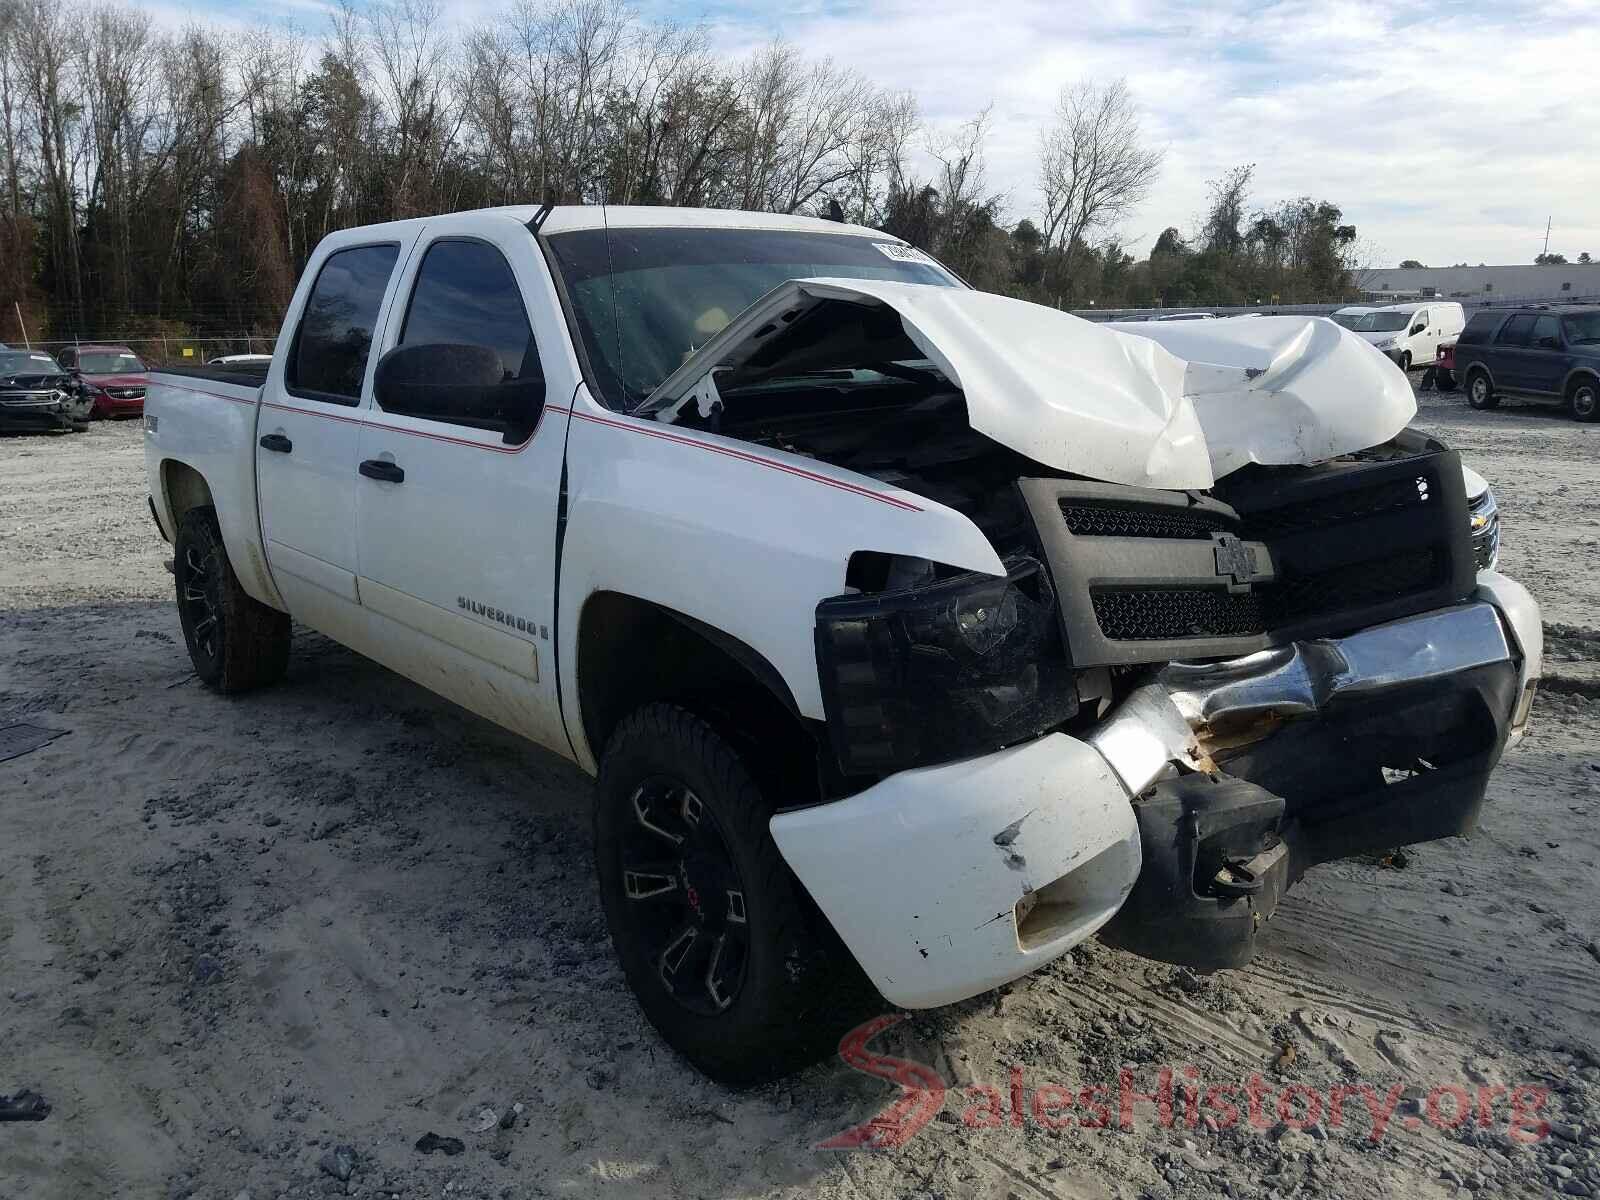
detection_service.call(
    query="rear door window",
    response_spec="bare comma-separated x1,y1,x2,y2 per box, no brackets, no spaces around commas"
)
288,243,401,405
1495,314,1536,347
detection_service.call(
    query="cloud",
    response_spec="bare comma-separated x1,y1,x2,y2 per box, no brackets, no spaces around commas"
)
135,0,1600,265
688,0,1600,265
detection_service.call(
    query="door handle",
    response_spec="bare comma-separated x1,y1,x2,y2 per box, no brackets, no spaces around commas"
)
258,433,292,454
359,459,405,483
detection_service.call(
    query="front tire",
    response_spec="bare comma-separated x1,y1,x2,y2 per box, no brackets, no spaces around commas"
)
594,703,859,1086
1466,369,1498,410
174,506,290,692
1569,379,1599,423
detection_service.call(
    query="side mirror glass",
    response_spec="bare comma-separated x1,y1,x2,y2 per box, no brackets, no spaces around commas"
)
374,343,544,444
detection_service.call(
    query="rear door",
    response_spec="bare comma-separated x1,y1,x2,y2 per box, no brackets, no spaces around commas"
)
1490,313,1538,391
257,240,410,630
352,220,575,754
1523,314,1567,393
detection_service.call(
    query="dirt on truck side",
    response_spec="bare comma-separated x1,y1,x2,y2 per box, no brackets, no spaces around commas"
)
2,399,1600,1200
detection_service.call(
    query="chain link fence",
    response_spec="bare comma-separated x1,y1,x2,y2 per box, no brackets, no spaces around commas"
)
11,334,279,367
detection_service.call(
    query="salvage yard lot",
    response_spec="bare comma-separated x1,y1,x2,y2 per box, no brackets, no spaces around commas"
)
3,395,1600,1200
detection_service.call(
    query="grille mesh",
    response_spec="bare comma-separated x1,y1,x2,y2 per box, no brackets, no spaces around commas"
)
1057,501,1235,540
1091,548,1449,640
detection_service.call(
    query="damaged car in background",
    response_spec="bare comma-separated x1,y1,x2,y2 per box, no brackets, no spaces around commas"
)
142,209,1541,1085
0,348,90,433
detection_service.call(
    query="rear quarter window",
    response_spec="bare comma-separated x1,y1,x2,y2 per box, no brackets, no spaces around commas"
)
1457,312,1503,345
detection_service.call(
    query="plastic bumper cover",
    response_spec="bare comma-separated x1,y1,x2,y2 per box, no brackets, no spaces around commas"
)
769,733,1141,1009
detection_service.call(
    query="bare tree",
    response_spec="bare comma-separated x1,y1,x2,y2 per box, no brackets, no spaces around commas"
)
1037,77,1161,297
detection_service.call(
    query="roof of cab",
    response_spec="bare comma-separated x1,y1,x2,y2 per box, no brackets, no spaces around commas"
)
316,204,894,243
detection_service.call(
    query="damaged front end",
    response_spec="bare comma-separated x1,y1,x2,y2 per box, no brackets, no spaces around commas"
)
676,279,1543,998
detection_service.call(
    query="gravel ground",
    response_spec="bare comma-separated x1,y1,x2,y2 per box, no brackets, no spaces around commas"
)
2,396,1599,1200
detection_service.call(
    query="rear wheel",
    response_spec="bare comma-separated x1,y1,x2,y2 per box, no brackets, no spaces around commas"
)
1569,378,1599,423
594,703,863,1086
174,506,290,691
1466,369,1498,410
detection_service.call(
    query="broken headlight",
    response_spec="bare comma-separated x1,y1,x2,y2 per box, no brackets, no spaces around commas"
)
814,556,1080,776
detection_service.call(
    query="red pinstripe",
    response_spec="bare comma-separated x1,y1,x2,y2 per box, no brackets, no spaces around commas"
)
156,379,921,511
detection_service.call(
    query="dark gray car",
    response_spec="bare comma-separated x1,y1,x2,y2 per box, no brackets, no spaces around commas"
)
1455,306,1600,422
0,348,90,433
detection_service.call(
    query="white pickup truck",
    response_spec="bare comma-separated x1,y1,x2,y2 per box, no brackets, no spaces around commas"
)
143,206,1542,1084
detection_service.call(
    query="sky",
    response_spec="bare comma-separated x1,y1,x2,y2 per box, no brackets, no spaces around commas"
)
143,0,1600,267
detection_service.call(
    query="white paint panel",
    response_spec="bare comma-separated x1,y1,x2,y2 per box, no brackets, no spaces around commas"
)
770,733,1140,1008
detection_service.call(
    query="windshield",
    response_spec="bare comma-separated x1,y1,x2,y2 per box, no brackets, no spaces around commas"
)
78,350,145,373
0,351,63,375
1329,313,1369,329
544,227,961,408
1562,312,1600,343
1362,312,1411,332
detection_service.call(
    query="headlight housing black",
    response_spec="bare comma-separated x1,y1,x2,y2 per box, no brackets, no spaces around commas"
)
814,556,1080,776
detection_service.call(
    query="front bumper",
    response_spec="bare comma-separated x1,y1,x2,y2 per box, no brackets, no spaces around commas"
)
773,572,1540,1006
0,394,76,431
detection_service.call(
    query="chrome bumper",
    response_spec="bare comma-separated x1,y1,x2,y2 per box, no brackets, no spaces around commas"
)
1091,573,1542,796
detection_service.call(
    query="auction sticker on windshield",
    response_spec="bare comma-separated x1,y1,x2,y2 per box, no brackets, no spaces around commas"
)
873,242,935,264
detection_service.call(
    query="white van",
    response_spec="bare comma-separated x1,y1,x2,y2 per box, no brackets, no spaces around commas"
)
1350,302,1466,371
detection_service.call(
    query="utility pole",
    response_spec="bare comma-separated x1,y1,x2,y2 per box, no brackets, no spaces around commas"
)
1543,216,1552,258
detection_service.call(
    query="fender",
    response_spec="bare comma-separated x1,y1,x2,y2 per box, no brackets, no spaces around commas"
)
554,393,1002,771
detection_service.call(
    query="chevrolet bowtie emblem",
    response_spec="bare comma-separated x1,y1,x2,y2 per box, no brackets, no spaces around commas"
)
1213,534,1258,587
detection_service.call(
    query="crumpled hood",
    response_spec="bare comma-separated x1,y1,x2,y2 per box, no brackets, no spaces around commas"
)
644,280,1415,489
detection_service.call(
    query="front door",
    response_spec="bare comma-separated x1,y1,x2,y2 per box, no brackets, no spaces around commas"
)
353,225,574,755
257,241,407,626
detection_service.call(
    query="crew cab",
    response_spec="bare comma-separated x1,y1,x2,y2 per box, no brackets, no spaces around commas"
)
142,207,1543,1085
1455,305,1600,421
57,343,148,418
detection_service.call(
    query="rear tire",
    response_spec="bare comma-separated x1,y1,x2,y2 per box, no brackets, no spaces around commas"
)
1569,379,1599,423
594,703,866,1086
173,506,290,692
1466,369,1498,410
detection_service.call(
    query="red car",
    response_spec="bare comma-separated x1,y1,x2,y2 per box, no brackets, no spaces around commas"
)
56,344,148,417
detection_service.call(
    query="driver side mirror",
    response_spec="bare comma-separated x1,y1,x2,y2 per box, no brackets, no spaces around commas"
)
374,343,544,444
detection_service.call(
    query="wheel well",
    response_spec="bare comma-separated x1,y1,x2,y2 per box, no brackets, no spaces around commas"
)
161,460,214,529
576,592,823,805
1565,371,1599,396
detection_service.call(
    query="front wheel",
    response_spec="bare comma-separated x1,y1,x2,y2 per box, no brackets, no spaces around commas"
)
1569,379,1599,423
594,703,862,1086
174,506,290,691
1466,370,1498,410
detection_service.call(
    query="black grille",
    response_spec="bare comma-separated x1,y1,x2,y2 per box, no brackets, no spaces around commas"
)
1090,548,1451,640
1058,501,1236,540
1092,587,1266,640
1244,473,1430,538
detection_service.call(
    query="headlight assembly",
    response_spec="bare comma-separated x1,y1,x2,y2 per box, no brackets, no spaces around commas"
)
814,556,1080,776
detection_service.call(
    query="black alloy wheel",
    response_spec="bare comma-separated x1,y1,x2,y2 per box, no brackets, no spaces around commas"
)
620,774,751,1015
